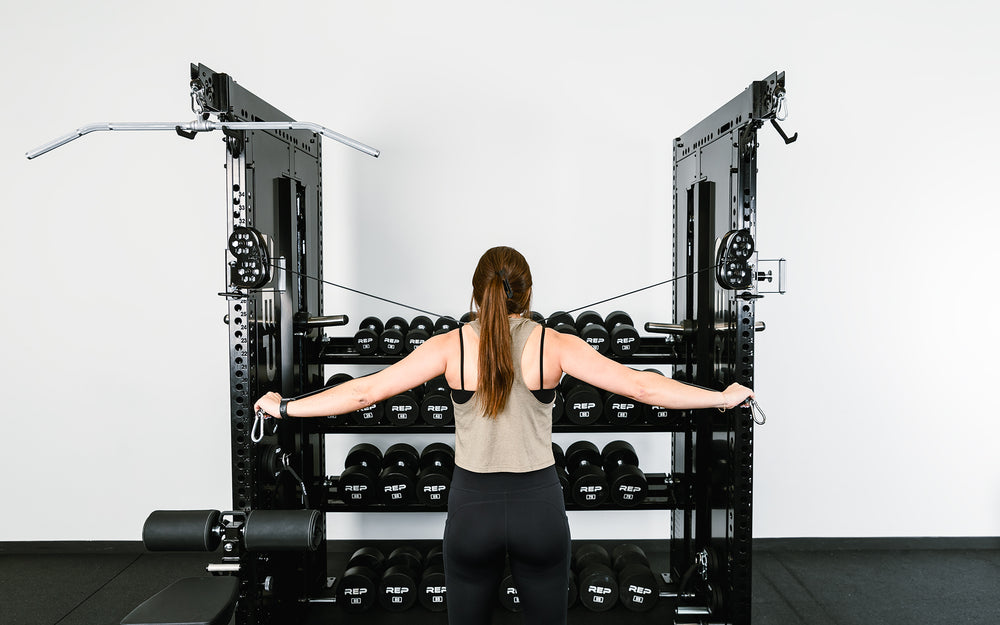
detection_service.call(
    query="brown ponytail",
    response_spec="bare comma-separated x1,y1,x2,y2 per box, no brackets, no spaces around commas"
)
469,247,532,418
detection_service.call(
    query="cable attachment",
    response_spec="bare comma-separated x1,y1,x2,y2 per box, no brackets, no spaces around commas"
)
747,397,767,425
251,407,281,443
280,452,310,508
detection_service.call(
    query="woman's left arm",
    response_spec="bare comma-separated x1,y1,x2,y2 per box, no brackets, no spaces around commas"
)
254,331,452,418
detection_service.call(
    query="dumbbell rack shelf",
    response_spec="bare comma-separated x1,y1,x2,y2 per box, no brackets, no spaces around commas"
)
318,473,693,512
318,336,686,365
297,539,685,625
302,422,698,434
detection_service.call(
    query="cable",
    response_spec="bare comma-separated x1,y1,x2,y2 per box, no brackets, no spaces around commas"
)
265,261,718,324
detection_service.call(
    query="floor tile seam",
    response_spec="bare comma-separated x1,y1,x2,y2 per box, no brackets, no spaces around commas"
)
774,556,847,625
52,552,144,625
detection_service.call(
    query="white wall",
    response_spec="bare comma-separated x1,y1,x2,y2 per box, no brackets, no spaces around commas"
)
1,0,996,541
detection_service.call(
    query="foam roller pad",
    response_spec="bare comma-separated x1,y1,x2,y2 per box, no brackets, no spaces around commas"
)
142,510,221,552
244,509,322,552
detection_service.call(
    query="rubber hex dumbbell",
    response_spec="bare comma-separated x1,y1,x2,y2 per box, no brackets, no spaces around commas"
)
605,311,640,357
573,544,619,612
421,376,454,426
339,546,385,613
379,546,421,611
379,316,410,355
611,544,659,612
603,388,643,426
380,443,419,506
566,441,609,507
339,443,383,507
384,387,421,427
419,545,447,611
561,376,603,425
576,310,611,355
354,317,384,356
602,441,648,507
416,443,454,507
405,315,434,353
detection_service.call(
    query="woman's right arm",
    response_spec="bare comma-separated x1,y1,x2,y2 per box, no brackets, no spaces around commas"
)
552,331,753,410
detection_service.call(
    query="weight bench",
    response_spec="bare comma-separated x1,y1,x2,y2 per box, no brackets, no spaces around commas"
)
120,509,322,625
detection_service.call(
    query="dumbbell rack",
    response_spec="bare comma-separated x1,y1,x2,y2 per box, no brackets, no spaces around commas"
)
215,61,787,625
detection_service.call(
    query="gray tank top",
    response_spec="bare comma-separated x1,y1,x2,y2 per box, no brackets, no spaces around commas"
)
451,318,556,473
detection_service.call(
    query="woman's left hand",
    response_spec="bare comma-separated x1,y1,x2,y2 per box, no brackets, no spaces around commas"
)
254,392,283,419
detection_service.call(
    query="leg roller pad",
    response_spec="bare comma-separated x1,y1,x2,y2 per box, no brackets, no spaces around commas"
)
120,577,239,625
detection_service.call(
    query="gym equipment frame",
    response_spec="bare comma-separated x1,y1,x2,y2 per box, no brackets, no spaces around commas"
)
28,63,790,625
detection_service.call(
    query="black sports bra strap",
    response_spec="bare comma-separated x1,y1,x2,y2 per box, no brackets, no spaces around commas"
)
539,325,546,390
459,324,466,391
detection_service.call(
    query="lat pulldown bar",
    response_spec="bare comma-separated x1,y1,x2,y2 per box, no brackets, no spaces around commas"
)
26,118,380,160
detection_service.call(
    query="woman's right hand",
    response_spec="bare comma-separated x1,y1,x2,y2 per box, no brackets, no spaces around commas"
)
721,383,754,409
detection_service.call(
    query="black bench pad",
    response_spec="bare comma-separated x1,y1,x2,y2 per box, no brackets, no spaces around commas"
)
121,576,240,625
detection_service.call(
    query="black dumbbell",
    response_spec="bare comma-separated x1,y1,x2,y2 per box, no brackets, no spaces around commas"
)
339,546,385,613
354,317,384,356
459,311,474,323
561,377,603,425
605,311,640,357
551,390,565,424
379,316,410,355
573,544,618,612
433,316,459,335
499,564,522,612
551,443,570,502
405,315,434,352
416,443,454,507
566,441,609,507
339,443,383,506
385,387,421,427
602,441,648,507
352,396,384,426
379,443,419,506
529,311,545,323
545,311,573,328
421,376,454,426
611,544,659,612
603,388,643,426
379,546,421,611
576,310,611,355
324,372,354,425
499,557,578,611
419,545,447,611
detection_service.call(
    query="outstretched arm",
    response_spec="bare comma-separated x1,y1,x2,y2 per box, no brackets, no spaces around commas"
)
254,331,452,418
553,331,753,409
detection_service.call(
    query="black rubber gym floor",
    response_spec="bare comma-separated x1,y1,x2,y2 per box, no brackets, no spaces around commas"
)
1,539,997,625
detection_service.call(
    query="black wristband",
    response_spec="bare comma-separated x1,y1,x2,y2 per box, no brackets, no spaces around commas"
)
279,398,290,419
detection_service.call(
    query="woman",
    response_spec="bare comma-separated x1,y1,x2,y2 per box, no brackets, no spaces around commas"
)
254,246,753,624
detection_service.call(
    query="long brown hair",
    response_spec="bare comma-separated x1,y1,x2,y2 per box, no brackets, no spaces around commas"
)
469,246,532,418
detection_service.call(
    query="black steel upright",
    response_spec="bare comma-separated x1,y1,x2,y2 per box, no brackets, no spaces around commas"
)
672,71,788,624
193,62,328,625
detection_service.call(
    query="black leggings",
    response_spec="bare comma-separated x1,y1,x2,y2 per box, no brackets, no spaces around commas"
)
443,465,571,625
